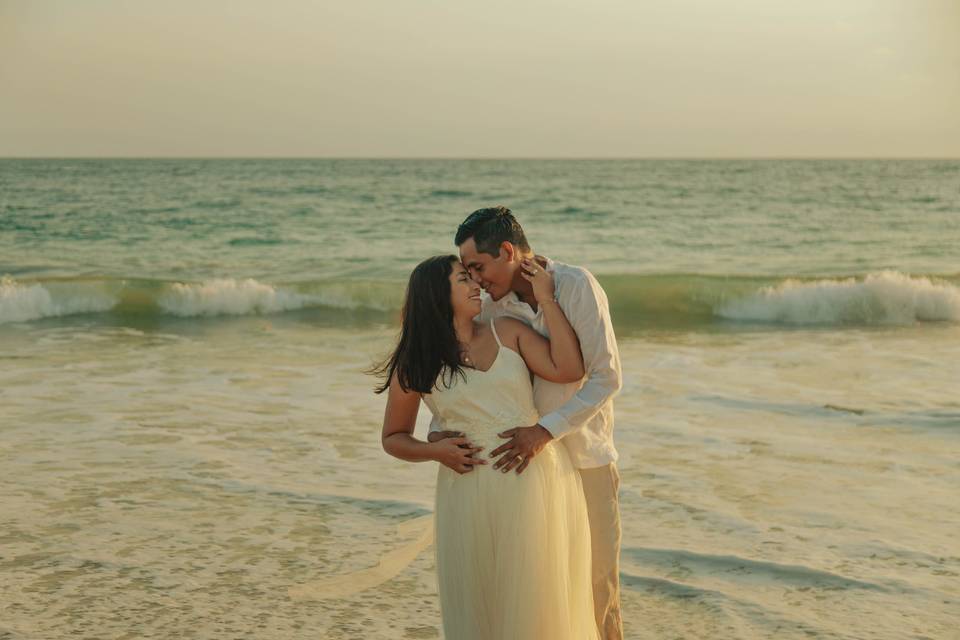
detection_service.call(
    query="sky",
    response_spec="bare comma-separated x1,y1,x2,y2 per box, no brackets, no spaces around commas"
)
1,0,958,157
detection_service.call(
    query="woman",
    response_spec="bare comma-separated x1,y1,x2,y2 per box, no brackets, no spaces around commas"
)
373,255,598,640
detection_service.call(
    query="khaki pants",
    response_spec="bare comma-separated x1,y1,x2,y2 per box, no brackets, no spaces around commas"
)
578,463,623,640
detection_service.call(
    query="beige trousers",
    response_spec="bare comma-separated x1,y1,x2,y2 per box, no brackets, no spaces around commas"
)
578,463,624,640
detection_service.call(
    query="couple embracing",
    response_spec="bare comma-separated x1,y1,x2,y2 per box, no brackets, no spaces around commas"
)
375,206,623,640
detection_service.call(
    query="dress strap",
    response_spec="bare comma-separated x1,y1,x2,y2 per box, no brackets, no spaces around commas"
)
489,318,503,347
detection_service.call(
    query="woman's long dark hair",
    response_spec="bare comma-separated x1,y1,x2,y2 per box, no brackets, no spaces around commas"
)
371,255,468,394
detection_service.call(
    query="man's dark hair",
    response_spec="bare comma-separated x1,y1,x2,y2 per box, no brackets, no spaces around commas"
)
454,206,530,256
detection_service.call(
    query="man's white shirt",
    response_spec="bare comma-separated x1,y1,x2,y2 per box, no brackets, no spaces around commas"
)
429,257,621,469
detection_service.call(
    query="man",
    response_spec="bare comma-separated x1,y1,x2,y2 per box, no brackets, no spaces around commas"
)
428,205,624,639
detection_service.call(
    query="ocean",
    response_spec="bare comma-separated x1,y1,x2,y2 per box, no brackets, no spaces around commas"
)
1,158,958,639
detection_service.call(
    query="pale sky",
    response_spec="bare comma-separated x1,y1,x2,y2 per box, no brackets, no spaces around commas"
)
1,0,958,157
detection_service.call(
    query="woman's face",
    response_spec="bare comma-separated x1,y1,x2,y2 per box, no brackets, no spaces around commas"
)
449,260,483,318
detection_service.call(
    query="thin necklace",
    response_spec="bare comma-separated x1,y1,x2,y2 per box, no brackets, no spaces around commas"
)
460,325,478,365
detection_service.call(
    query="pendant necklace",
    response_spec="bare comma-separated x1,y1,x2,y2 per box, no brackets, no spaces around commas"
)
461,326,476,366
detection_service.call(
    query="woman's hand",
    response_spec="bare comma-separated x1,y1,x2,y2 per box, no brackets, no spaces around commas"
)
427,429,463,443
520,257,556,304
428,436,487,475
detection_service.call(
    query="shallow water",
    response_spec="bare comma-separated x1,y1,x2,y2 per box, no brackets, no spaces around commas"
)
1,317,958,639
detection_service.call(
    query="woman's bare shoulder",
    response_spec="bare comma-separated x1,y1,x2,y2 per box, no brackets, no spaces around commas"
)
492,316,534,342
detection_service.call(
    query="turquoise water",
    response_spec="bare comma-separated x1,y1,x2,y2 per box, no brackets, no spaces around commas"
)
1,159,958,639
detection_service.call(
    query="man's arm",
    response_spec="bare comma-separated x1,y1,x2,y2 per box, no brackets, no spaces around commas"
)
537,270,622,440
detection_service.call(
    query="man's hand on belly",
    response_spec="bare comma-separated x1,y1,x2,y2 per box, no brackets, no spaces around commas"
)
490,424,554,475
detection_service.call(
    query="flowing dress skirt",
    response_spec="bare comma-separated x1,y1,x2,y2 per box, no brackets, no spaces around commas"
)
434,440,599,640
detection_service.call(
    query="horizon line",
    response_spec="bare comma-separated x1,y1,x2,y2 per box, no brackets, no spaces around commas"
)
1,155,959,161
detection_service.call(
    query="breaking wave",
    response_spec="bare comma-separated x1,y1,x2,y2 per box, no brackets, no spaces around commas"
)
716,271,960,325
2,271,957,329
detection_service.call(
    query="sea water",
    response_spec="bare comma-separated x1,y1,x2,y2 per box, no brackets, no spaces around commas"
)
1,159,958,639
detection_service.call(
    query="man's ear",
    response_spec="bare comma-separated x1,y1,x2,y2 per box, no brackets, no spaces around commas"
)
500,241,516,262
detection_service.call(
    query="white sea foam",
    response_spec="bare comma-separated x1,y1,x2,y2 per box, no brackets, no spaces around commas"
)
717,271,960,325
0,276,117,324
4,272,958,326
156,277,399,317
0,276,398,323
157,278,314,317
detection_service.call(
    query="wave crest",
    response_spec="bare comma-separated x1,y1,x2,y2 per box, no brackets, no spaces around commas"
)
717,271,960,325
0,276,116,324
0,275,402,324
158,279,312,317
2,271,958,328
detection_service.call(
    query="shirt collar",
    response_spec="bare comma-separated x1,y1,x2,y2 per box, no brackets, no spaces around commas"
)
487,256,555,309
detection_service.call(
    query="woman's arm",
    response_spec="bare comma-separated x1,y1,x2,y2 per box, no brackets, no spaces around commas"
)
499,259,585,383
381,372,486,473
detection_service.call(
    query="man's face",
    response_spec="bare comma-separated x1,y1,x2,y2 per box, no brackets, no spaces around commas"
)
458,237,516,301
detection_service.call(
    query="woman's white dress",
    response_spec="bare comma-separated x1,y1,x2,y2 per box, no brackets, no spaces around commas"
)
422,319,598,640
